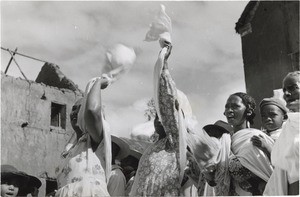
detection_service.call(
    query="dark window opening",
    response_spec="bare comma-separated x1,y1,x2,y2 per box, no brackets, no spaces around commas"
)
51,102,66,129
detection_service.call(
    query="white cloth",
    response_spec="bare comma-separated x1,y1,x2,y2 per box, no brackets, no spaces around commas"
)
77,77,112,184
107,165,126,196
271,112,299,184
231,128,274,182
263,167,288,196
102,44,136,84
269,128,282,141
186,131,231,196
180,179,198,197
144,4,172,45
203,182,215,196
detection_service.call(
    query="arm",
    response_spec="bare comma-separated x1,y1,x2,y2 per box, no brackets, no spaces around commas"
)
84,77,109,145
251,135,272,160
157,43,180,147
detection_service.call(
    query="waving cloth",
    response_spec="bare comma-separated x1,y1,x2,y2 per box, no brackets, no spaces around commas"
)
145,4,172,45
77,77,112,184
186,130,231,196
231,128,274,182
101,44,136,84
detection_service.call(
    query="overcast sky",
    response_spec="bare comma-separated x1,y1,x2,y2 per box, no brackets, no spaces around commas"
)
1,1,249,138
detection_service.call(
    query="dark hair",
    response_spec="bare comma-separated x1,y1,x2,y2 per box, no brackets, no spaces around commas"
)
231,92,256,125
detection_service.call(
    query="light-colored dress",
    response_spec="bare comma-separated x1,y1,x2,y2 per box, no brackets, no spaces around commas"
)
129,48,182,196
55,133,110,197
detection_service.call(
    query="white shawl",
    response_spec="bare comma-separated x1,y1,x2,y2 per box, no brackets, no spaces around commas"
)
231,128,274,182
271,112,299,184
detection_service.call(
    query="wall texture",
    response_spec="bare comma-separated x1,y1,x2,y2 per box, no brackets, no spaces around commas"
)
1,73,82,180
236,1,299,128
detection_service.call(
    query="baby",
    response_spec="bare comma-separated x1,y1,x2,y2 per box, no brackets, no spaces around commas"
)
251,97,288,155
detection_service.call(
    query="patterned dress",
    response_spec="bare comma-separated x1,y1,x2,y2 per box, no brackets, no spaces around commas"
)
129,62,181,196
55,133,110,197
229,156,266,195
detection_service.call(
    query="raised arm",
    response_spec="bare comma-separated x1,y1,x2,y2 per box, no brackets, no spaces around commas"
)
84,77,109,145
156,42,180,147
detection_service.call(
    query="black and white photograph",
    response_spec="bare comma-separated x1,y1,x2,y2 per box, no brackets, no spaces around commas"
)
1,1,299,196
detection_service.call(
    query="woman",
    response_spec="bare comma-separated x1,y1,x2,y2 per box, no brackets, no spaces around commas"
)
224,92,274,195
129,39,189,196
55,77,112,196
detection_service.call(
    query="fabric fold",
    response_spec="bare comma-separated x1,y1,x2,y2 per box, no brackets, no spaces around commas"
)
231,128,274,182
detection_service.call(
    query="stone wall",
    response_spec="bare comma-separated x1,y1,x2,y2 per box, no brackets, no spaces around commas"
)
1,73,82,183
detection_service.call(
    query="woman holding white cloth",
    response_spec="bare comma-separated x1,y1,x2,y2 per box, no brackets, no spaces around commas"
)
224,92,274,195
55,77,112,197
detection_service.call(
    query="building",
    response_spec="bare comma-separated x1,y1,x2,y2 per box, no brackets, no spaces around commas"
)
235,1,299,128
1,62,83,195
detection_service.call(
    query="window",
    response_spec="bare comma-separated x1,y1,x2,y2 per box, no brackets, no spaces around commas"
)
50,102,66,129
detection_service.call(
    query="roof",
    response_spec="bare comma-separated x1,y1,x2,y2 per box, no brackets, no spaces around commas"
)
35,62,83,94
235,1,260,34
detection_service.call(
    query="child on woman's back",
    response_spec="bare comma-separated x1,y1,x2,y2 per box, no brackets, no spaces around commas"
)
251,97,288,155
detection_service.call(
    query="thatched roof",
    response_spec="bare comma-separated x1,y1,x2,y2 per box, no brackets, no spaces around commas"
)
35,62,83,94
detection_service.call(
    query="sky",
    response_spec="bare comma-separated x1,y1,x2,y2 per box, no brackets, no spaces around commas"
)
1,1,249,138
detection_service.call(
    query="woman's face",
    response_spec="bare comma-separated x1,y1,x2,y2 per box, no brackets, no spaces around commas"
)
70,101,83,136
224,95,247,129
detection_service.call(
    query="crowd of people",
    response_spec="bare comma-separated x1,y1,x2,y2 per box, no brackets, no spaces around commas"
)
2,41,299,197
1,6,299,197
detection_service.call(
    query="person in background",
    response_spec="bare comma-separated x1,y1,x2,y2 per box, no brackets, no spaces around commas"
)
224,92,274,195
186,120,233,196
1,164,32,197
18,174,42,197
121,148,143,196
107,135,130,196
55,77,112,196
264,71,300,195
251,97,288,159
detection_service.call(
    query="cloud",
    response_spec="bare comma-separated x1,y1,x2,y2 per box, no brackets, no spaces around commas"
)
1,1,249,138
